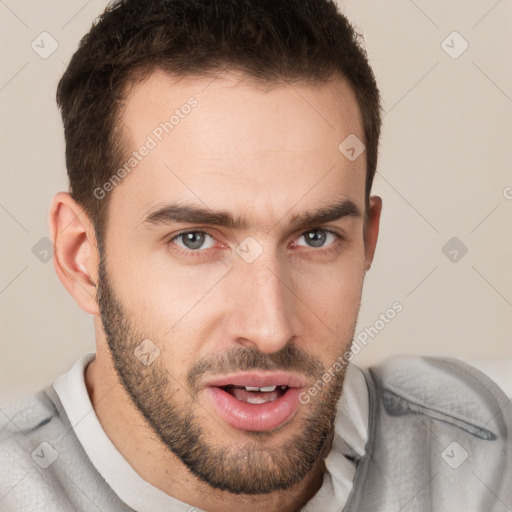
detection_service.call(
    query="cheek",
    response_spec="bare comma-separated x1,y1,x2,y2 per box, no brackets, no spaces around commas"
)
110,247,230,333
294,248,366,312
294,255,365,353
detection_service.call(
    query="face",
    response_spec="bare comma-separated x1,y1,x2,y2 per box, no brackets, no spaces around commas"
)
96,70,375,494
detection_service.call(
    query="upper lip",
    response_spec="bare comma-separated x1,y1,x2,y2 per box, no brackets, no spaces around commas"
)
203,371,308,389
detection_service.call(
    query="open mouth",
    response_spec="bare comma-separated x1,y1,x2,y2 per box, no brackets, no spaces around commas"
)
204,376,304,432
221,384,289,404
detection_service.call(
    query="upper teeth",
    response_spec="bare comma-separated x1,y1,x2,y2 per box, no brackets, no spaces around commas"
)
243,385,287,392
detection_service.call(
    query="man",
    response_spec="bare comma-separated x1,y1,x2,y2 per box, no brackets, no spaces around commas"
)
0,0,510,510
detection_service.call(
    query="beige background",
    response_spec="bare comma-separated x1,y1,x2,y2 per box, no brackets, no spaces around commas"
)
1,0,511,406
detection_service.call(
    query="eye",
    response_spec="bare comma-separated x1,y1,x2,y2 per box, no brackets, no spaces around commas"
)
170,231,216,251
295,229,339,249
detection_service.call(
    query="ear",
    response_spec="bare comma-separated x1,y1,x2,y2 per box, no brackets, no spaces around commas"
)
49,192,100,315
364,195,382,272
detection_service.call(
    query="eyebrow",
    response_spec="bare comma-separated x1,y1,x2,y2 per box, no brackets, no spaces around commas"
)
142,198,362,232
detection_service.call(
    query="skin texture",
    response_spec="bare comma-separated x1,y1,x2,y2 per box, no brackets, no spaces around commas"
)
50,69,381,512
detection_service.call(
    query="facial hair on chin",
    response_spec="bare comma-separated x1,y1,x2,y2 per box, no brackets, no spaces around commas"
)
96,254,351,495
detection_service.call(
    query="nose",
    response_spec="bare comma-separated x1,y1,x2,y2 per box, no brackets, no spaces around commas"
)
225,253,298,354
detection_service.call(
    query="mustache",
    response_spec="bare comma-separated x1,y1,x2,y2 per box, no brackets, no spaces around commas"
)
186,344,325,390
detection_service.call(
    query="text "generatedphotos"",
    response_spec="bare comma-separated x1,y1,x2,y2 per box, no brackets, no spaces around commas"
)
94,96,198,200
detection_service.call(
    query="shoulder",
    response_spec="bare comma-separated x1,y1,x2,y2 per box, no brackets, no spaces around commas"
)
1,389,59,437
367,355,511,440
0,389,62,458
347,356,512,510
0,389,73,511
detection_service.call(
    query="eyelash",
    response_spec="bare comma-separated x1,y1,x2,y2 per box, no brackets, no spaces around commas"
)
166,228,345,258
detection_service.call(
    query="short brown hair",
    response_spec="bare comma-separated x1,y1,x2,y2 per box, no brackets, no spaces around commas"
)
57,0,381,242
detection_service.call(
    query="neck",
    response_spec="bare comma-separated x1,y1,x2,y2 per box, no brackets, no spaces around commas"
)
85,346,327,512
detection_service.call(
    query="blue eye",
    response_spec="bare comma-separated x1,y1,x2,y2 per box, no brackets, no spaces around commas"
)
167,228,343,259
296,229,338,248
171,231,216,251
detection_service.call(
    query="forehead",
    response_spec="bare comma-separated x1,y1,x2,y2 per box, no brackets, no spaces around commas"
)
109,69,366,230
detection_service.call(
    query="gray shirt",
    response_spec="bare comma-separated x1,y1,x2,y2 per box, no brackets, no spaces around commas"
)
0,354,368,511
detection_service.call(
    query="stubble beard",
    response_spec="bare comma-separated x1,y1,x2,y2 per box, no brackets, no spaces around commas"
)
96,254,354,495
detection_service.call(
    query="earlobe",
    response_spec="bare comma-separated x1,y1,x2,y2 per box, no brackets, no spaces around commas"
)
364,195,382,271
49,192,100,315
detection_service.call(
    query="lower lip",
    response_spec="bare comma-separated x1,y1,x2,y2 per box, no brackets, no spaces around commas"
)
204,386,302,432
